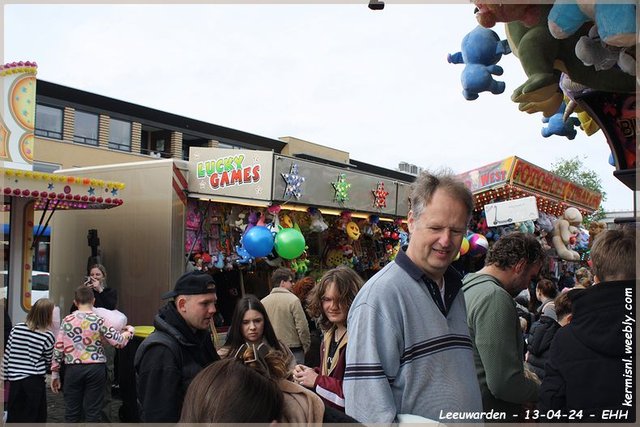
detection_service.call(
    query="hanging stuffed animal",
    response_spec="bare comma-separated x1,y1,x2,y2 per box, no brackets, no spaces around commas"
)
574,26,636,76
235,245,253,265
447,25,511,100
588,221,606,248
244,211,259,234
541,102,581,139
547,1,636,49
552,207,583,261
307,207,329,233
473,2,636,117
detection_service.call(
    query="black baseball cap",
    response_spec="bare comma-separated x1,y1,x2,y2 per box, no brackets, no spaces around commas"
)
161,270,216,299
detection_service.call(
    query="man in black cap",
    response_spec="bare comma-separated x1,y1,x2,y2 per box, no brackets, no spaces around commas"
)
134,270,220,422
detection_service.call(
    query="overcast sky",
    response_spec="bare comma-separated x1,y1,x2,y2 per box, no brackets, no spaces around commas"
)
3,3,634,211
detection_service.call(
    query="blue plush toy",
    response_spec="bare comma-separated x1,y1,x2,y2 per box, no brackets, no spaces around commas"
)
235,245,254,265
448,26,511,100
541,102,581,140
548,1,636,48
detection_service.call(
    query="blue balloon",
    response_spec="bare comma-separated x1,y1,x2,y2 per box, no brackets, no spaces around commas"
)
242,226,274,258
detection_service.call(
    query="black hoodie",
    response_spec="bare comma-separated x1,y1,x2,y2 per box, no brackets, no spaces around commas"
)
539,280,635,421
134,301,219,422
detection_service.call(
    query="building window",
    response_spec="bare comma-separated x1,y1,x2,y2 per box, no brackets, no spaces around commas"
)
34,104,63,139
108,118,131,152
218,142,240,149
73,110,99,146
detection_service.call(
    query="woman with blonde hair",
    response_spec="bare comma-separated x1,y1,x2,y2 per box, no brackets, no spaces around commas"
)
293,266,364,412
2,298,56,422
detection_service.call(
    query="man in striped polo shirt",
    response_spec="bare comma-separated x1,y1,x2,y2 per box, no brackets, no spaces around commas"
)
344,170,482,423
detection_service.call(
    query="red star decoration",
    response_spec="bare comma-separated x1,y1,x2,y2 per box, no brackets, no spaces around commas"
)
372,182,389,209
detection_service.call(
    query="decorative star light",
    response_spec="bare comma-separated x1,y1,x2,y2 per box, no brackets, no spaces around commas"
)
47,183,54,190
88,186,96,195
111,187,119,196
281,163,305,199
332,173,351,203
372,182,389,209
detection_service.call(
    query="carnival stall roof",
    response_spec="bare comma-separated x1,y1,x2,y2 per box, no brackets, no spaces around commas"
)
3,168,125,210
456,156,602,218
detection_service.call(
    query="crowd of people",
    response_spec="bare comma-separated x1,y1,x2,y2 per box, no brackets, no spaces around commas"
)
1,170,636,423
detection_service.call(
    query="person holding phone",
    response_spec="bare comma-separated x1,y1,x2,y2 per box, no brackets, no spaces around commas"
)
72,264,117,311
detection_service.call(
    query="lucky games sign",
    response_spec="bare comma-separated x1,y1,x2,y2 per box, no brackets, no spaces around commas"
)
188,147,274,201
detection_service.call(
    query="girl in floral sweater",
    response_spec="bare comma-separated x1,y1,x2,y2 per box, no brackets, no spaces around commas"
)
50,286,134,422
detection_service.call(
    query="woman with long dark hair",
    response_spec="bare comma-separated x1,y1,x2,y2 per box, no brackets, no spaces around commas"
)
217,295,294,368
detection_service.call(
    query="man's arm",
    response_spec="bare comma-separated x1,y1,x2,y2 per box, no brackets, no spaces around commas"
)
473,291,539,403
136,344,183,422
344,302,400,423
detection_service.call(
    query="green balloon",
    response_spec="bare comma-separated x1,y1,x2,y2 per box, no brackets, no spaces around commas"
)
274,228,306,260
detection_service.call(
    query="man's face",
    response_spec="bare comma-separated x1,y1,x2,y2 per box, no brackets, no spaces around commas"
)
508,261,542,297
406,188,469,281
178,292,217,331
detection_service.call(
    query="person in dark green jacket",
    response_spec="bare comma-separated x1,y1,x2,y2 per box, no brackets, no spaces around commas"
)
462,232,546,418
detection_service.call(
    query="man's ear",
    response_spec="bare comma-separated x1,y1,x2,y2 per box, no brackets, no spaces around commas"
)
176,296,187,312
407,210,415,234
514,259,526,274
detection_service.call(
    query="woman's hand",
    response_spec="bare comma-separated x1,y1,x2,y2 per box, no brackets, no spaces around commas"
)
293,365,318,388
88,277,104,293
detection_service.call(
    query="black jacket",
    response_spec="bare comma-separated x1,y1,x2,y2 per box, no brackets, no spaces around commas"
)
539,281,635,421
134,302,219,422
526,316,560,380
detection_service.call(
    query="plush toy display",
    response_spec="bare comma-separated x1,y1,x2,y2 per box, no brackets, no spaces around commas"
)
575,26,636,76
541,102,581,139
307,207,328,233
448,25,512,100
547,1,636,48
588,221,606,249
472,2,636,117
551,207,583,261
558,73,600,136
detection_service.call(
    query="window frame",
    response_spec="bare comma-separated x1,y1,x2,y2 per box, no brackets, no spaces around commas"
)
108,117,132,152
34,103,64,140
73,110,99,146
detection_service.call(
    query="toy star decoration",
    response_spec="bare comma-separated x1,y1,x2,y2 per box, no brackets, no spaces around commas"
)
372,182,389,208
332,173,351,203
282,163,305,199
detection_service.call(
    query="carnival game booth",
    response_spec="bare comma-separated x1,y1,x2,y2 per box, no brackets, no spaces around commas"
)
186,147,414,324
455,156,602,274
